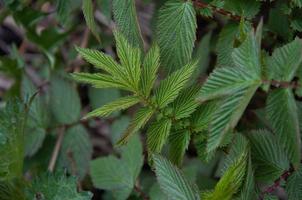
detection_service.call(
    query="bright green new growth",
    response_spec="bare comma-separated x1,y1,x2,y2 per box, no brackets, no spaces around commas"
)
74,31,197,155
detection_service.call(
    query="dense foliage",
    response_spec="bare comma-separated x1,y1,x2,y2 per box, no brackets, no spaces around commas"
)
1,0,302,199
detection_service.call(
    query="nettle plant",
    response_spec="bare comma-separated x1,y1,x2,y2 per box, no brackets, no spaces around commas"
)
74,17,302,200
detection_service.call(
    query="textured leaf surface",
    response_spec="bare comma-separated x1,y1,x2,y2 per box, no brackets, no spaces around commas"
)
268,38,302,81
168,130,190,166
154,61,197,108
286,164,302,200
207,86,258,153
147,118,172,153
117,107,154,145
266,88,301,167
140,44,160,97
82,0,100,42
85,95,140,118
198,66,260,101
203,147,248,200
249,130,289,182
26,173,92,199
157,0,196,70
112,0,144,50
153,154,200,200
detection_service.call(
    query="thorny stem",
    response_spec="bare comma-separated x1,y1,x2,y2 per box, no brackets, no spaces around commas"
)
134,182,149,200
258,165,295,200
192,0,243,21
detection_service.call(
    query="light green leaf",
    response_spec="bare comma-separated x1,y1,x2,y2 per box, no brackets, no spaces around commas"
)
117,107,154,145
154,61,197,108
115,31,142,91
75,47,125,79
171,85,200,120
168,130,190,166
207,86,259,153
57,125,92,180
72,72,130,91
147,118,172,153
140,44,160,97
112,0,144,50
286,164,302,200
153,154,200,200
82,0,100,42
156,0,197,70
198,66,260,102
26,173,92,199
267,38,302,81
203,146,248,200
248,130,289,182
85,95,140,118
266,88,300,168
50,75,81,124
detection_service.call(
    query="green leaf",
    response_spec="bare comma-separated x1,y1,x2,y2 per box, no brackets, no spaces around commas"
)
114,31,142,91
0,100,26,181
140,44,160,97
216,23,238,67
25,127,46,157
171,85,200,120
198,66,260,102
72,72,130,91
267,38,302,81
112,0,144,50
26,173,92,199
153,154,200,200
110,116,131,144
56,0,72,24
154,61,197,108
85,95,140,119
286,164,302,200
82,0,101,42
266,88,301,168
75,47,125,79
207,85,259,153
168,130,190,166
90,136,143,200
147,118,172,153
203,146,248,200
248,130,289,182
57,125,92,180
157,0,197,70
223,0,260,19
232,31,261,77
50,74,81,124
292,0,302,8
117,107,154,145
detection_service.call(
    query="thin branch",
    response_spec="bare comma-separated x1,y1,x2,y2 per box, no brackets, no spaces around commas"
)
48,127,65,172
258,165,295,200
193,0,243,22
134,182,149,200
262,79,300,89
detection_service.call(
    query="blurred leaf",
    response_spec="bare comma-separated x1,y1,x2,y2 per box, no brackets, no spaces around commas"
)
110,116,131,144
286,164,302,200
56,0,72,24
82,0,101,42
90,136,143,200
50,74,81,124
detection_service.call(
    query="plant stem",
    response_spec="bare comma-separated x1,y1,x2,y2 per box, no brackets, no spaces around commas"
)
262,79,300,89
48,127,65,172
134,183,149,200
192,0,242,21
